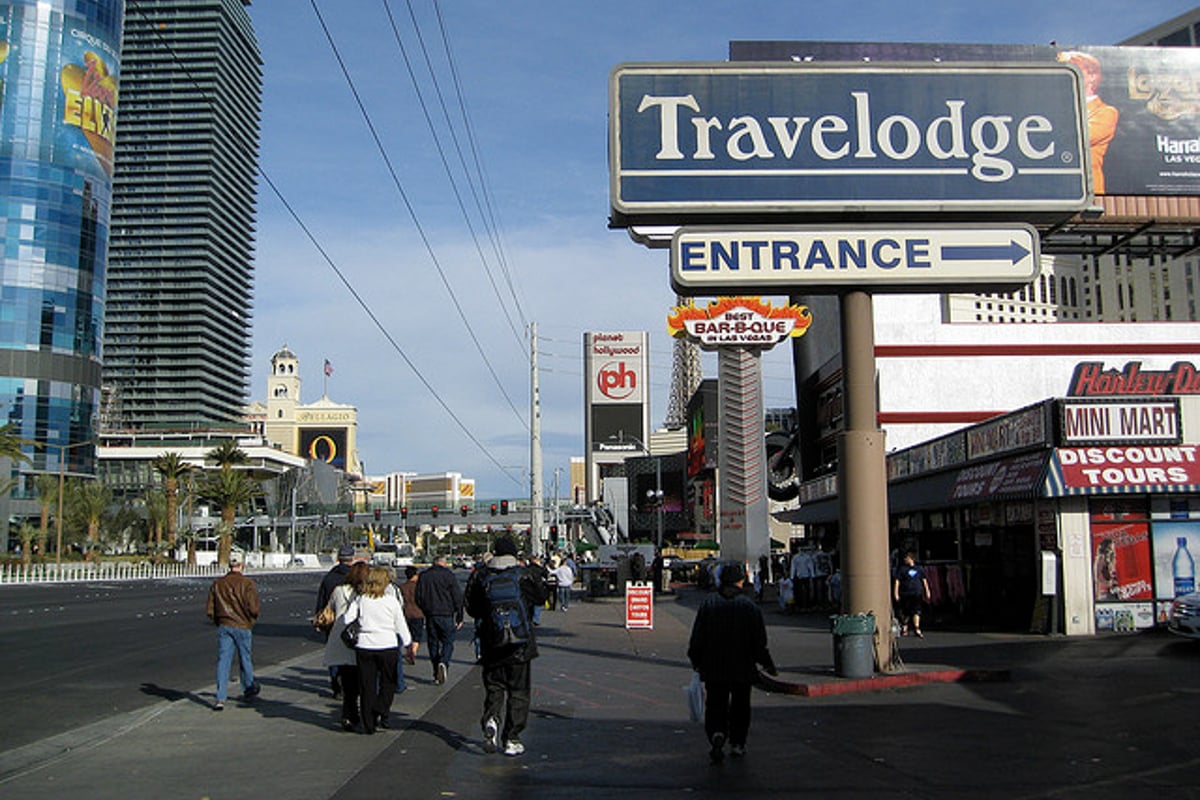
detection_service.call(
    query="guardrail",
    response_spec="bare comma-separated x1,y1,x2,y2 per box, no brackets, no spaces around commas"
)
0,556,326,586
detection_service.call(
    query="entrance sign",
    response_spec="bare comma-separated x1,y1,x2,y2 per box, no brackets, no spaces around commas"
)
670,224,1039,294
609,63,1089,223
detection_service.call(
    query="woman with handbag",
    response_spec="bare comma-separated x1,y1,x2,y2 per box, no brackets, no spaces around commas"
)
323,562,369,731
343,565,414,734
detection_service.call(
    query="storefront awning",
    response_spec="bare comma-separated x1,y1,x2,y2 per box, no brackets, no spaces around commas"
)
1044,445,1200,496
774,451,1052,526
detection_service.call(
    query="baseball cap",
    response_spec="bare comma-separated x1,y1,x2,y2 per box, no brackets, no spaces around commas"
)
229,551,244,566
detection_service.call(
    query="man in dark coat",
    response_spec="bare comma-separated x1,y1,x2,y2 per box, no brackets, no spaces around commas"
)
688,561,777,763
415,553,464,685
464,535,547,757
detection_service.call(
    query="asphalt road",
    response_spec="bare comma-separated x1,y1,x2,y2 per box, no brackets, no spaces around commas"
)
0,571,326,752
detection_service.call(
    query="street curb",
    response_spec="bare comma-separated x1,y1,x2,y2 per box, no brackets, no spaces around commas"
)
759,667,1012,697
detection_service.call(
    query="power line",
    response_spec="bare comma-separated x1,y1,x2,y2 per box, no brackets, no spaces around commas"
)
131,1,526,488
310,0,529,434
260,169,524,487
381,0,526,350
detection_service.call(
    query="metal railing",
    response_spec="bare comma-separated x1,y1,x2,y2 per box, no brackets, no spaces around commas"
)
0,557,323,585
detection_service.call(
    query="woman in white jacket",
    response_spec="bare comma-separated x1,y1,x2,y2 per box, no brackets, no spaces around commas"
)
323,562,369,731
344,565,413,734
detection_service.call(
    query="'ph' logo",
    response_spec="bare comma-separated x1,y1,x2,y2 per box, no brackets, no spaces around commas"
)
597,361,637,400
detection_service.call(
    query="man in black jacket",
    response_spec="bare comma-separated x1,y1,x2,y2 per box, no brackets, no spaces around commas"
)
465,536,547,757
415,553,464,685
688,561,777,763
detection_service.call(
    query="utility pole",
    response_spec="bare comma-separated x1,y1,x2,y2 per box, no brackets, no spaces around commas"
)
530,322,545,557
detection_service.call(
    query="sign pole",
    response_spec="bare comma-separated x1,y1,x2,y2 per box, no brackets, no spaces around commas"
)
838,291,895,670
716,345,770,569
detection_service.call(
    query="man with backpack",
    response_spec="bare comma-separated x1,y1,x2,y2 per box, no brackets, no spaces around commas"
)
464,535,547,757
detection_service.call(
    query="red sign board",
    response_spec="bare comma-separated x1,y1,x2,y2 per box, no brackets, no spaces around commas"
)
1056,445,1200,489
625,582,654,630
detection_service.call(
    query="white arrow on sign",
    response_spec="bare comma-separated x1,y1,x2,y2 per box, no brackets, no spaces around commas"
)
670,224,1041,295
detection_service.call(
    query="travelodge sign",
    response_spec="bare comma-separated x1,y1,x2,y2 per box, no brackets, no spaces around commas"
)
609,63,1090,223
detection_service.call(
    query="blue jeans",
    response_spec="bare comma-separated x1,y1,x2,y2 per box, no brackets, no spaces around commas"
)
425,615,457,673
216,626,256,702
557,585,571,610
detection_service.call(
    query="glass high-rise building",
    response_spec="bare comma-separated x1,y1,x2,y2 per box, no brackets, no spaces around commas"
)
0,0,123,481
103,0,260,430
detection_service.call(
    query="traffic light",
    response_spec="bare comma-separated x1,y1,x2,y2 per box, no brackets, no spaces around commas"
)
374,508,381,521
347,511,355,522
431,505,439,518
550,524,558,537
460,504,469,517
500,499,509,515
490,503,498,516
400,506,408,520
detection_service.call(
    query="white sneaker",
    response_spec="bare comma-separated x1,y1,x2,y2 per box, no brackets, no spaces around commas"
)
503,739,525,756
482,717,500,753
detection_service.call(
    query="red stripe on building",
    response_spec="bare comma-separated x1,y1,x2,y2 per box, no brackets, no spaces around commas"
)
876,342,1197,358
878,411,1006,425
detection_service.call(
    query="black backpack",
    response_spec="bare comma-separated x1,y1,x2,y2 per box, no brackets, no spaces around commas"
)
481,568,531,649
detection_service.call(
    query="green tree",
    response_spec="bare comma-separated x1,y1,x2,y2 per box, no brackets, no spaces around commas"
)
68,479,112,558
0,422,31,464
143,488,167,558
152,452,192,549
202,469,261,566
16,522,37,565
206,439,248,471
33,474,59,559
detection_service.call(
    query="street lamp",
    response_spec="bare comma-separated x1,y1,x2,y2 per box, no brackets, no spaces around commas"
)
39,439,95,573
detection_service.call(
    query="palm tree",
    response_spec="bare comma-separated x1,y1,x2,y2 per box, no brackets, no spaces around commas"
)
202,469,261,566
33,474,59,559
152,452,192,549
0,422,31,464
143,488,167,557
206,439,248,471
17,522,37,565
69,479,112,558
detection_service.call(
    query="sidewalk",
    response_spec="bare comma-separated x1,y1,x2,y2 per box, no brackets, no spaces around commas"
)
0,585,1033,800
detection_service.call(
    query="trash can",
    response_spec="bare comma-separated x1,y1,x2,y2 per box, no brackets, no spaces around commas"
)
830,613,876,679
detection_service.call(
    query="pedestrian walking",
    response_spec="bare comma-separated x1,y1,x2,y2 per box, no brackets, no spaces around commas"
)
398,564,424,683
343,566,413,734
551,557,574,611
323,562,370,731
415,553,464,685
893,551,932,637
687,561,777,763
464,535,548,757
206,551,261,711
526,555,549,626
315,543,357,698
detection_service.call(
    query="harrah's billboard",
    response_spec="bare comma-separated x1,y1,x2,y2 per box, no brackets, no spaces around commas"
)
731,41,1200,197
609,62,1089,221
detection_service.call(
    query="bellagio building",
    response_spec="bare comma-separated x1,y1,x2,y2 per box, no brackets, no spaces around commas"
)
245,345,362,478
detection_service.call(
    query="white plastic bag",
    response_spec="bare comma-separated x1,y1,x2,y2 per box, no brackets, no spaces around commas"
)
684,672,705,723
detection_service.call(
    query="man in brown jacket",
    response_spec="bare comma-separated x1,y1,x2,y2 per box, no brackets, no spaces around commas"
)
206,551,261,710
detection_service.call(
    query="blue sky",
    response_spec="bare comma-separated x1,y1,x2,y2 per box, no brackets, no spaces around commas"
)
244,1,1198,497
